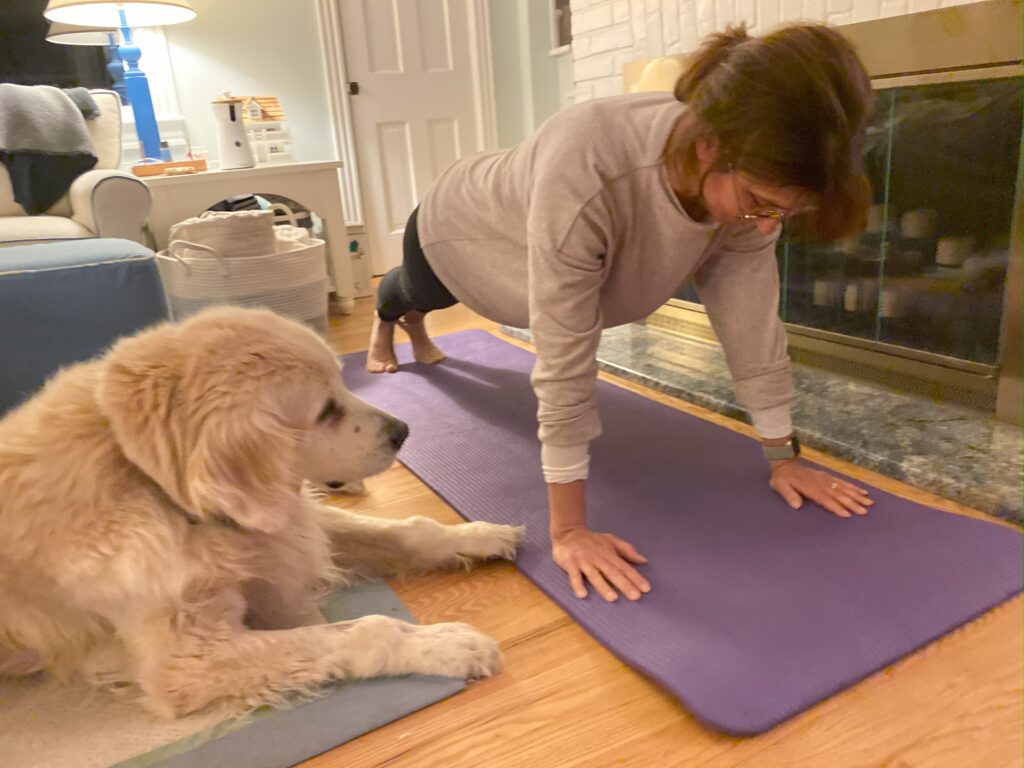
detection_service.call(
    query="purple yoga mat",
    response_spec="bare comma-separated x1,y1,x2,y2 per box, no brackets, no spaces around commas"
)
344,330,1022,735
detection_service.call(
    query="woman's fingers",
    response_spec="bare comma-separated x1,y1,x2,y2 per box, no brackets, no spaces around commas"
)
579,552,648,601
832,479,873,513
836,489,870,515
773,465,876,518
581,563,618,602
608,534,649,565
606,541,651,594
594,558,646,601
567,567,588,599
837,479,873,500
820,477,871,516
770,475,804,510
815,490,853,518
553,530,652,602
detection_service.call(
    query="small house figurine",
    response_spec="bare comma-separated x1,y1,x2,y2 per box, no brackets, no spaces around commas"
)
242,96,285,123
240,96,294,165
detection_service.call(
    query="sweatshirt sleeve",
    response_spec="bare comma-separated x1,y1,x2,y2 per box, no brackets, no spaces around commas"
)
527,203,610,449
541,442,591,483
693,225,795,438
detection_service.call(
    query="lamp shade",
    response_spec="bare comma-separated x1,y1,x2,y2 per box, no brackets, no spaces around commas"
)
46,21,117,45
44,0,196,28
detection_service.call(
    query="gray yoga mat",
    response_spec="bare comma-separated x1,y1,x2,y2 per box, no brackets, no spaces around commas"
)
343,329,1023,735
2,582,463,768
127,582,464,768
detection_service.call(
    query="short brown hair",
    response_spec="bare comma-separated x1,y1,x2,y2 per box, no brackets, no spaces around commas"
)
674,23,874,239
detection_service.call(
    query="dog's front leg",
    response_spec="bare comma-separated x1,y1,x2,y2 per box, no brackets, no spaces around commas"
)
130,606,501,717
241,579,326,630
313,504,523,580
0,647,44,677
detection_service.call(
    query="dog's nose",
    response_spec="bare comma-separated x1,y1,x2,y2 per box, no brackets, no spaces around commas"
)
388,419,409,450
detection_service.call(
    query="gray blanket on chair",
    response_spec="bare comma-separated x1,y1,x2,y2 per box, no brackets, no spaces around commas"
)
0,83,98,215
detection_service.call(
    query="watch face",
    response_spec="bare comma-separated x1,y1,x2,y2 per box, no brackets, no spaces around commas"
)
765,438,799,460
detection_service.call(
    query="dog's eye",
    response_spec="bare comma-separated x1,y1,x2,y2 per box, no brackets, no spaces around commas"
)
316,399,343,424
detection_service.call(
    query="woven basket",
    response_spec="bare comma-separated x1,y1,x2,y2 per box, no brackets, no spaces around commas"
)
156,236,328,335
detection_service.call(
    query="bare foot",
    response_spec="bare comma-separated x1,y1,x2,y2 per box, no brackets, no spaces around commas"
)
400,312,446,365
366,315,399,373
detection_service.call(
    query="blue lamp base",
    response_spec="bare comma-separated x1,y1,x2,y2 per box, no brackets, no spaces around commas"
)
118,14,162,162
105,33,127,106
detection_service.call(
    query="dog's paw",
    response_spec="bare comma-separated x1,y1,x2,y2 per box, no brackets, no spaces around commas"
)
453,521,524,563
318,479,368,496
408,622,502,679
339,480,368,496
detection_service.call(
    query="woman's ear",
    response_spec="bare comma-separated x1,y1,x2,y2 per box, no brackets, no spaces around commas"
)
694,135,721,173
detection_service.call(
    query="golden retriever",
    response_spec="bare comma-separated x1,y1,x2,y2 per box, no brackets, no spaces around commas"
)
0,307,522,717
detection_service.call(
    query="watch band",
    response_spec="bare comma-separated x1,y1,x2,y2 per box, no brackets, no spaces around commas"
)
763,435,800,461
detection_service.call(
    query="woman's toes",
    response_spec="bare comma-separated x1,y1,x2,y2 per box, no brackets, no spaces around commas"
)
367,356,399,374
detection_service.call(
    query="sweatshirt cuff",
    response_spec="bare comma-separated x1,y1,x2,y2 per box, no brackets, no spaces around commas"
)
749,403,793,439
541,442,590,484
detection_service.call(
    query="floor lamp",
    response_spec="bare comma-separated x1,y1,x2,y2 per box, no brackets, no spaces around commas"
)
44,1,196,162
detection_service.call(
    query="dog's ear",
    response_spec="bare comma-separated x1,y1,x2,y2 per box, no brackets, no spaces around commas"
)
185,408,302,534
98,322,191,508
97,322,302,533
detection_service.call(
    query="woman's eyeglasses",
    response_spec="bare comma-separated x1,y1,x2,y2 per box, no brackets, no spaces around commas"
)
729,163,815,222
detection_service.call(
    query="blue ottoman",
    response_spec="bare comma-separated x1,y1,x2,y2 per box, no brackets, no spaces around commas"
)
0,238,168,415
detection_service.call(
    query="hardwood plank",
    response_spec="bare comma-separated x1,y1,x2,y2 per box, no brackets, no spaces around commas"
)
303,622,701,768
388,563,570,649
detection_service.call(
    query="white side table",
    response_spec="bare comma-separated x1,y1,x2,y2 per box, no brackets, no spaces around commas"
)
143,161,359,312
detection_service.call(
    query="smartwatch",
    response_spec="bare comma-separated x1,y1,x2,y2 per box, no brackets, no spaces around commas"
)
763,435,800,461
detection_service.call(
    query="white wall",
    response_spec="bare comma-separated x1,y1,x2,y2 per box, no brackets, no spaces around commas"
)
489,0,530,147
489,0,570,147
569,0,986,102
163,0,565,160
163,0,335,165
526,0,565,126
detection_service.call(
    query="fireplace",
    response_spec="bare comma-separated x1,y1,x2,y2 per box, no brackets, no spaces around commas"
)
624,1,1022,424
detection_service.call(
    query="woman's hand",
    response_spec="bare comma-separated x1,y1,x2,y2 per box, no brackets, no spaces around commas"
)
768,459,873,517
551,526,650,602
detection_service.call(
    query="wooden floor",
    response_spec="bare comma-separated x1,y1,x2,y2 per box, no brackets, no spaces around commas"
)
307,295,1022,768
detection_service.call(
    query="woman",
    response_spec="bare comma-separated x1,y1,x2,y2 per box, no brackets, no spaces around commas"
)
367,23,876,603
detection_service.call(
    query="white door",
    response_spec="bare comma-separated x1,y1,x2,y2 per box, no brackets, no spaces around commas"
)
339,0,491,274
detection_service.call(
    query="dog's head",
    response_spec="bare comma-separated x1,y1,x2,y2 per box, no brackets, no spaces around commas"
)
96,307,407,534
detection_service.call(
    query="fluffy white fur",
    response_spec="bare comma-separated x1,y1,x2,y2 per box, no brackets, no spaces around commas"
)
0,307,522,717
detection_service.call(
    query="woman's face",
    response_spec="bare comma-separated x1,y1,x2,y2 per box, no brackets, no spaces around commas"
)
695,138,814,235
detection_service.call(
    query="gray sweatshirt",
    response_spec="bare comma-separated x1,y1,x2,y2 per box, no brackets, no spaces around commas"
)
418,92,794,457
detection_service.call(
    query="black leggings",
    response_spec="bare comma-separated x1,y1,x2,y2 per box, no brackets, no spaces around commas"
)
376,207,458,322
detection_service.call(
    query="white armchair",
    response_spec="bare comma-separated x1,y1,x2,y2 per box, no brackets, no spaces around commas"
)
0,90,150,245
